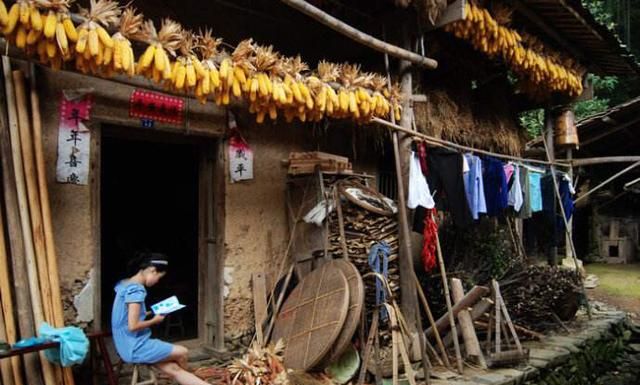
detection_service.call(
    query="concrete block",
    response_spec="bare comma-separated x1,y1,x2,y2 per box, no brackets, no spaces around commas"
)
491,368,526,385
528,347,571,366
470,372,510,385
528,358,550,369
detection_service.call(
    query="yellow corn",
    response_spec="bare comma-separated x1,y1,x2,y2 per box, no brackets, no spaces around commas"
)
55,21,68,56
75,28,88,53
18,2,28,25
29,6,42,31
62,17,77,42
154,46,165,72
43,10,56,39
192,57,207,79
4,3,20,34
201,73,211,95
88,28,99,56
139,44,155,69
175,64,186,89
46,39,57,58
15,25,26,48
186,63,196,87
0,1,8,26
25,28,40,45
232,78,241,97
96,26,113,48
210,67,220,88
113,39,123,69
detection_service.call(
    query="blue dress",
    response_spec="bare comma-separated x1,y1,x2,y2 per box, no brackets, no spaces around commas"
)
111,281,173,364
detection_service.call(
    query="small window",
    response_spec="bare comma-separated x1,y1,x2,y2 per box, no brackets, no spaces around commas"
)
608,245,619,257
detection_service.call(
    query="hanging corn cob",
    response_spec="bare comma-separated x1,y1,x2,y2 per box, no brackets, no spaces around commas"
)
443,2,584,99
170,30,207,98
229,39,255,104
2,0,37,50
105,6,142,77
136,18,182,83
74,0,120,75
247,44,282,123
195,28,224,103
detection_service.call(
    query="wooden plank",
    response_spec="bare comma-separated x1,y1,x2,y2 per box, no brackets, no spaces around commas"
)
450,278,486,368
212,139,226,350
252,273,268,346
0,296,15,385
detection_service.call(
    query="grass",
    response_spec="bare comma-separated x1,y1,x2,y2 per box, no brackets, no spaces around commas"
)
585,263,640,298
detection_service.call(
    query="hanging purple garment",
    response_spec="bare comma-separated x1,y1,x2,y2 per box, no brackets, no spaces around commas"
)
482,157,508,217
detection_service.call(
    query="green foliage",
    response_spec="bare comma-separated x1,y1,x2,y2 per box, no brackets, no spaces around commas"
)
582,0,617,29
519,108,544,139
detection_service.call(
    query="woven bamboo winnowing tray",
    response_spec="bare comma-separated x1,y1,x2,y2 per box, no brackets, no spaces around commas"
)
272,263,350,371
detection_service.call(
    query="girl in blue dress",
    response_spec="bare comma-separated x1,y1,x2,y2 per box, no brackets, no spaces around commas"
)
111,253,208,385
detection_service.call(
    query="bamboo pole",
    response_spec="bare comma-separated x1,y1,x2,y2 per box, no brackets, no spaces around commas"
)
432,213,463,374
5,66,56,385
573,161,640,204
0,204,23,385
0,297,15,385
29,65,75,385
451,278,486,368
0,56,42,385
13,70,55,326
279,0,438,69
413,275,450,368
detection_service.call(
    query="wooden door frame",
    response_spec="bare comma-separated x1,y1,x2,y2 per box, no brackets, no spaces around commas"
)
91,124,226,349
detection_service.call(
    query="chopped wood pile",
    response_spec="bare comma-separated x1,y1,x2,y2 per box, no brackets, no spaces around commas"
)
327,186,400,329
499,265,582,331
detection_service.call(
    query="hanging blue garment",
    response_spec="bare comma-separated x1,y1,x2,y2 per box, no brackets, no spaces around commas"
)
558,178,575,229
463,154,487,220
528,171,543,212
39,323,89,367
368,242,390,321
482,157,508,216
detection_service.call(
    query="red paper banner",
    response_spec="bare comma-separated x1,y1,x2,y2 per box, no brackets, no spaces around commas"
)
60,94,92,129
129,89,184,124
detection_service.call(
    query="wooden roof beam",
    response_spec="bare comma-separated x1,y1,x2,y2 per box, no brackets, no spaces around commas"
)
513,1,589,66
279,0,438,69
581,116,640,146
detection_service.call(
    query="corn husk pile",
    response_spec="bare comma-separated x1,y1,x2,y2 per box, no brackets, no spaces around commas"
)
444,2,585,99
0,0,401,124
227,340,290,385
499,265,582,331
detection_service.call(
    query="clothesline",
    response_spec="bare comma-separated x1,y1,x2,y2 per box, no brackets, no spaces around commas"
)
371,117,571,168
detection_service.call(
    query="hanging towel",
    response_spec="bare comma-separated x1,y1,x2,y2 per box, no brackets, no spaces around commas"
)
408,151,435,209
508,165,524,212
503,163,515,184
426,148,473,227
483,157,509,216
463,154,487,220
528,171,543,212
39,323,89,367
368,242,390,320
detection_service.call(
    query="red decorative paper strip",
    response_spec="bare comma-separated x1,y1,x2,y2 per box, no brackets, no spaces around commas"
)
60,94,93,129
129,89,184,124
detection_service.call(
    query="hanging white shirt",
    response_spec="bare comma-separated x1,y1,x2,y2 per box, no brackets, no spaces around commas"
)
508,164,524,211
407,151,435,209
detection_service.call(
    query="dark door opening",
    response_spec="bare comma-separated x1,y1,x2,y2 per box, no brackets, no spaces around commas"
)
101,127,200,341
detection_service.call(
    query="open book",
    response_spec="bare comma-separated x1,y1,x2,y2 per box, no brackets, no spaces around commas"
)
151,296,186,315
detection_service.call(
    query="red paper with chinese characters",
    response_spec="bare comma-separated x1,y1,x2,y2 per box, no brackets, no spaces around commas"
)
129,89,184,124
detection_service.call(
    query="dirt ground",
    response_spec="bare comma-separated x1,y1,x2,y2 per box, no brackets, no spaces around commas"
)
585,263,640,322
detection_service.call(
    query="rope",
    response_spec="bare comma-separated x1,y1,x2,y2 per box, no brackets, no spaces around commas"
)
368,242,390,321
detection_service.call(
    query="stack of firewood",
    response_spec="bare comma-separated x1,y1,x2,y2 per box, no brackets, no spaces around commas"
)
327,203,401,324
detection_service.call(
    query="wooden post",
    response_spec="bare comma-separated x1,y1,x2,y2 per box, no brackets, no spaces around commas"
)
544,109,557,265
0,204,23,385
451,278,486,368
425,285,489,337
4,64,56,385
334,188,349,260
565,148,573,260
29,66,75,385
0,56,42,385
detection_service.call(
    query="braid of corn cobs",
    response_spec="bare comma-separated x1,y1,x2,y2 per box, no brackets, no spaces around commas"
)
2,0,76,70
136,18,181,83
194,29,224,104
105,6,142,77
444,2,584,99
168,30,208,98
74,0,120,75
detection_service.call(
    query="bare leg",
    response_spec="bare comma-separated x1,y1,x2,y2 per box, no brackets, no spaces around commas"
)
155,362,209,385
163,344,190,370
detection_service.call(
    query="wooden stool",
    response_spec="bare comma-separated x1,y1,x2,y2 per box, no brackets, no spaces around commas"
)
130,364,158,385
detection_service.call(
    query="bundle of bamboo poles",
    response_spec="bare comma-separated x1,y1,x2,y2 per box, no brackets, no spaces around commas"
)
0,57,74,385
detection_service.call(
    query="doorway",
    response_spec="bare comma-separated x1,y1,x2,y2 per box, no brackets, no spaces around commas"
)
100,126,201,341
